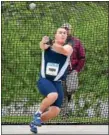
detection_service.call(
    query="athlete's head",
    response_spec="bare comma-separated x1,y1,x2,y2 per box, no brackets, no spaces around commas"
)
54,27,67,45
61,23,72,35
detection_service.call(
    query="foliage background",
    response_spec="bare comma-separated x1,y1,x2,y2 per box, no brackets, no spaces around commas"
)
1,1,108,124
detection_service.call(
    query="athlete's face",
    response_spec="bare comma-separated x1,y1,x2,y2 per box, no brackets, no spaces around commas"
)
55,28,67,44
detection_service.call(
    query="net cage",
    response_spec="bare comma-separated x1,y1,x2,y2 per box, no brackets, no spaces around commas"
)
1,1,108,125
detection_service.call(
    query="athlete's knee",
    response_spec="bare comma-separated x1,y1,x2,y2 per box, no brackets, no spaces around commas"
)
47,92,58,101
50,106,60,116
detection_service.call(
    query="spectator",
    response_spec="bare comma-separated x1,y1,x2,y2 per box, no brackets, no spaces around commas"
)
61,23,86,116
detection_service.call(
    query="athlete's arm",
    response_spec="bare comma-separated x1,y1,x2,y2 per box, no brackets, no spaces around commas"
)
52,44,73,56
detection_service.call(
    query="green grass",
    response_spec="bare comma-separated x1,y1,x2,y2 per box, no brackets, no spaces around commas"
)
2,116,108,124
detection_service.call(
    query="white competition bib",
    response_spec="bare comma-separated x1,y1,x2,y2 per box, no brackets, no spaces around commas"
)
46,63,59,76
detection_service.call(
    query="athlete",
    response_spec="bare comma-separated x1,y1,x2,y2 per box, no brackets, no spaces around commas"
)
30,27,74,133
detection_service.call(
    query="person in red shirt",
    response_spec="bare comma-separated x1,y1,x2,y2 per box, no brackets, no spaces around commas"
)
61,23,86,116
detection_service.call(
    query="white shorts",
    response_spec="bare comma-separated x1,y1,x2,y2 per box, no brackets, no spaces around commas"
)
66,70,79,93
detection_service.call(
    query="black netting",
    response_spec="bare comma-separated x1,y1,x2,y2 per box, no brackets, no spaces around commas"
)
1,1,108,125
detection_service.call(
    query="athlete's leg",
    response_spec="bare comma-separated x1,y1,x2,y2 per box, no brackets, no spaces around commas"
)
41,106,60,122
32,78,59,126
39,92,58,113
41,81,63,122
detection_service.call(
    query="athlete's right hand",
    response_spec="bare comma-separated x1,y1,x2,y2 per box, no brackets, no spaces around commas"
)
42,36,49,44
